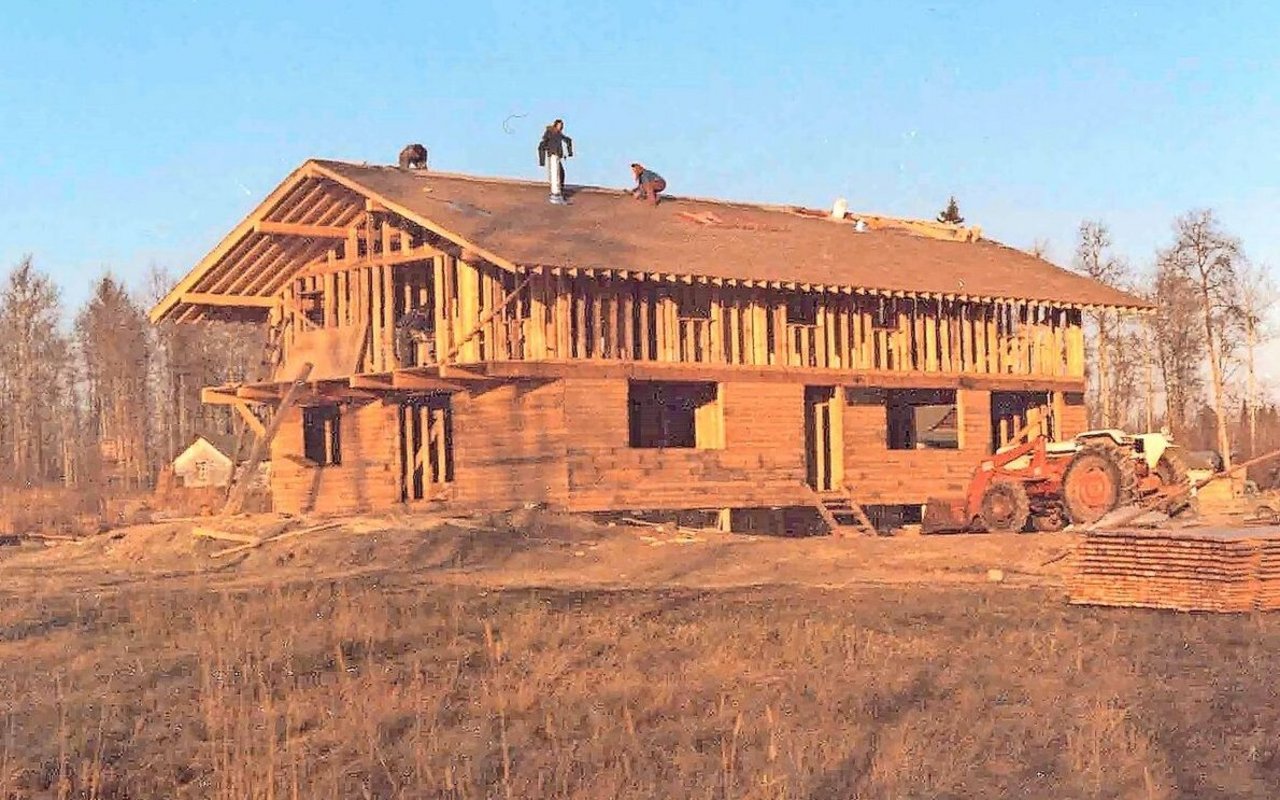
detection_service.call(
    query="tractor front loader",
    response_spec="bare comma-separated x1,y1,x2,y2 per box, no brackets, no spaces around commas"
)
923,435,1133,534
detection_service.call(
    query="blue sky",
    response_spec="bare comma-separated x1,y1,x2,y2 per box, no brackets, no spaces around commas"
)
1,1,1276,322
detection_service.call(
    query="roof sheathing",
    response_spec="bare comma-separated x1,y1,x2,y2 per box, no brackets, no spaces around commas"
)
314,159,1152,311
151,158,1153,324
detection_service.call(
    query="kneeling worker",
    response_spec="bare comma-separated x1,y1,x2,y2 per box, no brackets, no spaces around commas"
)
630,163,666,206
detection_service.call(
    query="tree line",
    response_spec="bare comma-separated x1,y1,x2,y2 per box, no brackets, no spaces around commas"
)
0,257,262,496
1069,210,1276,473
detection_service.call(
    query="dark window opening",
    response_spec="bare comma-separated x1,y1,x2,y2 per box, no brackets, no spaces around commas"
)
990,391,1054,452
677,291,711,320
299,289,325,327
871,299,896,330
628,381,722,449
786,295,818,326
886,389,959,450
303,405,342,466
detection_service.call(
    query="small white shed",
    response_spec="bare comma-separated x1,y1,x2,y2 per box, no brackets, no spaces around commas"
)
172,435,238,488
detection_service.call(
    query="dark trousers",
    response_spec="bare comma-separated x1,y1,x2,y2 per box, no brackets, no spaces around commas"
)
639,177,667,204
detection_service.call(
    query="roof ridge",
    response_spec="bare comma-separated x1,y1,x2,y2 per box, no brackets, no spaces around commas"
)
309,158,950,226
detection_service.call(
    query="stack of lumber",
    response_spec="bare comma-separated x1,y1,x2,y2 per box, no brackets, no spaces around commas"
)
1068,527,1280,613
1257,538,1280,611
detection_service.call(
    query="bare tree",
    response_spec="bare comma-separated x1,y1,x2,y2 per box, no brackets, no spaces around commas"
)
0,257,73,486
1147,263,1204,436
1158,210,1243,470
1072,221,1130,428
1236,261,1276,457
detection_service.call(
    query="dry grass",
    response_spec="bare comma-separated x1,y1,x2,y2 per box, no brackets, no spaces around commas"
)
2,575,1279,798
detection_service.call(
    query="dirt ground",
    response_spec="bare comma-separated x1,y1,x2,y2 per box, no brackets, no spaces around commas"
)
2,510,1277,799
0,508,1076,596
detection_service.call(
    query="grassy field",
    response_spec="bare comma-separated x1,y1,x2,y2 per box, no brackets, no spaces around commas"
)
0,513,1277,799
3,562,1280,799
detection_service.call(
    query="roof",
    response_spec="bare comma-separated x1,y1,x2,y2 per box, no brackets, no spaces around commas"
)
174,433,242,464
151,158,1152,323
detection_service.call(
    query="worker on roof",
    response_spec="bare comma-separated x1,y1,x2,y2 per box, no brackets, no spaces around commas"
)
537,119,573,205
630,163,666,206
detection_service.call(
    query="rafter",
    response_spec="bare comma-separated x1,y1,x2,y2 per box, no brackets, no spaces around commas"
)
254,221,353,238
181,292,275,308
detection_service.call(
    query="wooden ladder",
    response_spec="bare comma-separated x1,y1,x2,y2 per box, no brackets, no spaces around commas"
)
810,485,877,536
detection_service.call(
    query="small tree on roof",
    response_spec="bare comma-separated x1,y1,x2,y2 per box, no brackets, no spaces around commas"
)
936,196,965,225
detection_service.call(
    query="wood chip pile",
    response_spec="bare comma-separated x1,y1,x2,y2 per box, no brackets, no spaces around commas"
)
1067,527,1280,613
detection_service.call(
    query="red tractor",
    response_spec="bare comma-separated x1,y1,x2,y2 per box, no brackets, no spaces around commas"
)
922,431,1189,534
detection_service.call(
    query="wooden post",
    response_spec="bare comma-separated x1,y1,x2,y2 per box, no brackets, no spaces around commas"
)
222,363,314,516
441,275,533,364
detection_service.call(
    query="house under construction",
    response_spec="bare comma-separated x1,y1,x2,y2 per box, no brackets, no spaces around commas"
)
149,159,1149,529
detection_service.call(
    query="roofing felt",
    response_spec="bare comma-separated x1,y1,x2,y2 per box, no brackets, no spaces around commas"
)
314,159,1151,309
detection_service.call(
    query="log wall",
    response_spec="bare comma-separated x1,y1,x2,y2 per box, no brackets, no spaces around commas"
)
265,381,1093,515
561,379,810,512
450,380,570,509
270,400,400,514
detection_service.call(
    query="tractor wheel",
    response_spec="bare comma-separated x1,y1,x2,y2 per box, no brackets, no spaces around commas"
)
979,482,1031,533
1031,506,1067,532
1079,439,1139,501
1061,447,1128,525
1154,448,1193,516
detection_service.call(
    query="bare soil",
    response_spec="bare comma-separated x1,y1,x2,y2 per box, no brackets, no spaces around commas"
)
0,510,1275,798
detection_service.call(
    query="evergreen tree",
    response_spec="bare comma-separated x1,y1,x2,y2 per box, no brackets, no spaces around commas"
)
936,196,965,225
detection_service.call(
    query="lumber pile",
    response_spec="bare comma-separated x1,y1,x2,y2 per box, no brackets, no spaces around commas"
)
1067,526,1280,613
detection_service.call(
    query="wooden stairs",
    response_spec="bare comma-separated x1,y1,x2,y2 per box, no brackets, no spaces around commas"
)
811,487,877,537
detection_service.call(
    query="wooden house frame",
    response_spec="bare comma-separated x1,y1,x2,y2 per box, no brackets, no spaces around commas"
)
150,159,1150,526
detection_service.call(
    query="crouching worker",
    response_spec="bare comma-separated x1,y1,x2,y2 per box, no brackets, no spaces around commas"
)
630,163,666,206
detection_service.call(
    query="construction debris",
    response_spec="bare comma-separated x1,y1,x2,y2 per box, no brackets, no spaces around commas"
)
211,521,345,558
192,527,262,545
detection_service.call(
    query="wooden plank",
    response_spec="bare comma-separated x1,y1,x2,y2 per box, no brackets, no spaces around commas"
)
382,260,396,367
940,303,952,373
254,221,351,238
622,282,636,360
180,292,276,309
194,527,262,545
211,521,346,558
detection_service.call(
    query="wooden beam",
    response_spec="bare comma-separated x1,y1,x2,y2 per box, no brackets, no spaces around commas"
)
236,386,281,403
180,292,276,309
232,401,267,438
349,373,395,390
475,358,1088,392
390,372,465,392
222,363,314,516
201,387,243,405
254,221,352,238
437,364,495,383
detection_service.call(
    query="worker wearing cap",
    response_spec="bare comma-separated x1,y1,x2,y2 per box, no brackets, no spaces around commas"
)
630,163,666,206
537,120,573,205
